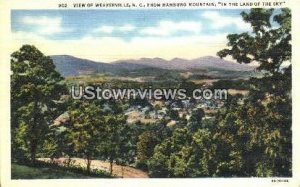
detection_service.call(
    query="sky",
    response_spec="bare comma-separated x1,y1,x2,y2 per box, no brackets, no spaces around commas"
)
11,9,253,62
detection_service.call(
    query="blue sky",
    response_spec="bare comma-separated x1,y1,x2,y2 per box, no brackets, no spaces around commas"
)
12,9,250,40
11,9,253,62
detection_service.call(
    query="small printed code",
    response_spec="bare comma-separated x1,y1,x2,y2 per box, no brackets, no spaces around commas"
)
271,179,289,183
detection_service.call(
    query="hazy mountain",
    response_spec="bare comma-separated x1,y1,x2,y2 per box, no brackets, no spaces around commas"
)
113,56,255,71
50,55,255,77
50,55,150,76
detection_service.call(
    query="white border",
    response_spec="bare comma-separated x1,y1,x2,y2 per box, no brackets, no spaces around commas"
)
1,0,300,186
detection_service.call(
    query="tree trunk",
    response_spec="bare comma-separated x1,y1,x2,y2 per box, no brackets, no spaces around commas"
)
30,101,38,163
30,139,37,163
87,154,91,173
110,158,113,175
50,156,54,163
121,166,124,178
67,156,72,167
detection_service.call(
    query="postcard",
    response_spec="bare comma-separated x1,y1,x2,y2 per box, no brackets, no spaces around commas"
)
0,0,299,186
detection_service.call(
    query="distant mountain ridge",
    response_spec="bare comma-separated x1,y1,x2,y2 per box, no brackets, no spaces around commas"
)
50,55,255,77
113,56,254,71
50,55,150,76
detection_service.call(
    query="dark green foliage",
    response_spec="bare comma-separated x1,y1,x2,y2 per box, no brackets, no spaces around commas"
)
215,8,292,177
66,100,134,175
211,79,250,90
11,45,67,162
217,8,291,74
11,161,111,179
148,8,291,177
148,127,216,177
66,100,105,173
136,131,160,170
188,108,205,132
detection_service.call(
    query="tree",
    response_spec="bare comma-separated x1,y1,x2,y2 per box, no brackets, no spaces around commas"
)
186,129,216,177
114,124,136,177
215,8,292,176
66,99,133,175
148,127,216,177
67,100,105,173
39,133,60,162
100,101,128,175
188,108,205,132
148,139,172,177
136,131,158,170
11,45,67,162
217,8,291,74
168,109,179,121
148,128,192,177
148,8,292,178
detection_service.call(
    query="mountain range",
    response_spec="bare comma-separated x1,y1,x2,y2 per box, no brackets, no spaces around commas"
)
50,55,255,77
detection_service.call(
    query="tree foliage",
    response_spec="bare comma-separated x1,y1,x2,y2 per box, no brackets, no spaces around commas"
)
11,45,67,162
215,8,292,176
217,8,291,73
67,100,105,173
148,8,291,177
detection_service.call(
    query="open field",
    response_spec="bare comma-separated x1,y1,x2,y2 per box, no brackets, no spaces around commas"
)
11,163,107,179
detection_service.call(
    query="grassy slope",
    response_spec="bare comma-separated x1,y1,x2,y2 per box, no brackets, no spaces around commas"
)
11,163,109,179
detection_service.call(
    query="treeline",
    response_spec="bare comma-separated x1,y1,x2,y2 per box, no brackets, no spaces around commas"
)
141,92,291,177
211,79,250,90
11,8,291,177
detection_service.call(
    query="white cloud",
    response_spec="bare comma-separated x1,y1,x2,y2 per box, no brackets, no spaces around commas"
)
21,16,69,35
140,20,202,36
202,11,251,31
12,31,227,62
119,24,135,32
94,26,114,33
93,24,135,33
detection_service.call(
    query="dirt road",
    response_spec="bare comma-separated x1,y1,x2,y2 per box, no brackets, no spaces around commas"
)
38,158,149,178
